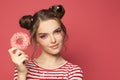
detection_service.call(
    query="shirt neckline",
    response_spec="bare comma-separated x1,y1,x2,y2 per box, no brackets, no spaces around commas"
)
32,59,68,71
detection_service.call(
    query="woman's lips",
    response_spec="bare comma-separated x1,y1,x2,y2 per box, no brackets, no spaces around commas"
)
50,44,59,49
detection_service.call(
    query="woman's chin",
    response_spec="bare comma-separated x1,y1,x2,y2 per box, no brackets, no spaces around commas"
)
50,50,60,55
48,48,62,55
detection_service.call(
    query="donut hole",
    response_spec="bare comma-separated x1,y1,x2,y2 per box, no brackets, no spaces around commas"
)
16,37,23,45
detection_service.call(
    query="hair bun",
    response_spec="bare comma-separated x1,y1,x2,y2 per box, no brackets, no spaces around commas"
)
49,5,65,19
19,15,33,30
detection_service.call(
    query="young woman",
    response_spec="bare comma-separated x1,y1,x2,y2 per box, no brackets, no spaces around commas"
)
8,5,83,80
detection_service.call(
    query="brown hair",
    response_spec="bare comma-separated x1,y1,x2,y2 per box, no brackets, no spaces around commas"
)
19,5,67,57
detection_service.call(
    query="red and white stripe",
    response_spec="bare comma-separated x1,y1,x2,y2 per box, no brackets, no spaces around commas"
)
14,60,83,80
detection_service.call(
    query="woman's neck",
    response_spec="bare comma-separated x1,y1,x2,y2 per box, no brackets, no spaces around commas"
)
34,51,66,69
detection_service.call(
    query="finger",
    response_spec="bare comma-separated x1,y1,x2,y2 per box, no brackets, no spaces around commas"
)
23,58,29,65
19,55,29,64
19,54,29,60
15,50,22,56
18,50,25,54
8,47,17,55
24,54,29,59
15,49,26,56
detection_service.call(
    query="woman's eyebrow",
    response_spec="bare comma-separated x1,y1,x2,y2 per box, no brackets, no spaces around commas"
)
37,27,62,35
38,33,47,35
54,27,62,31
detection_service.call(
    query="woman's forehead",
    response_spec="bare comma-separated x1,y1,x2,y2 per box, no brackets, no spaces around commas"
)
37,20,61,33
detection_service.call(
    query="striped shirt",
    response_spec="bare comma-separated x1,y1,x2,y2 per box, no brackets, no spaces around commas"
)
14,60,83,80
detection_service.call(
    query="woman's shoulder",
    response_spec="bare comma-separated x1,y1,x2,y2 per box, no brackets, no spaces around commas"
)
65,61,84,73
66,61,83,70
65,61,84,79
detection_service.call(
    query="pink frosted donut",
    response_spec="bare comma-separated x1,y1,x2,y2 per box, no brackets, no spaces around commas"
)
10,32,30,50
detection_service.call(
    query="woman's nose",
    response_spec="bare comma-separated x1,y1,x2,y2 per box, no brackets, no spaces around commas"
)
50,35,56,43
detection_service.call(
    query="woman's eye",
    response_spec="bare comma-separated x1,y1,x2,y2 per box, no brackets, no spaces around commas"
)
39,34,47,39
55,29,62,33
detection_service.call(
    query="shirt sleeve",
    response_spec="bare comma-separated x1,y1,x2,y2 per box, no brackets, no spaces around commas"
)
13,67,18,80
69,65,84,80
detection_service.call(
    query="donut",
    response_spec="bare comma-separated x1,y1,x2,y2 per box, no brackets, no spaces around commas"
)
10,32,30,50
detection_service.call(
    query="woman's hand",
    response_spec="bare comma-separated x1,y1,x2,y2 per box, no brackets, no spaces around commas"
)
8,47,29,74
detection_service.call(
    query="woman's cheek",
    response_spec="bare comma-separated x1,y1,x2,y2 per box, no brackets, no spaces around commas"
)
37,38,47,46
59,34,64,41
56,32,64,39
40,39,48,45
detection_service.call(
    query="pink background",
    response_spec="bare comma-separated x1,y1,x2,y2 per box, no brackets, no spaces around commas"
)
0,0,120,80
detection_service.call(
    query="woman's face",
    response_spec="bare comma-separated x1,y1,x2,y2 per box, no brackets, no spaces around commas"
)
36,19,65,55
